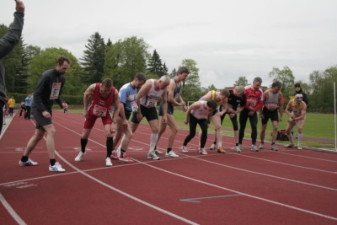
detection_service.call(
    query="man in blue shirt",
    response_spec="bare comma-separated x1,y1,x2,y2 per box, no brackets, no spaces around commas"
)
24,93,32,119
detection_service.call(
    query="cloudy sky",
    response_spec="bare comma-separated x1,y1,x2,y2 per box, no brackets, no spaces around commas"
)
1,0,336,88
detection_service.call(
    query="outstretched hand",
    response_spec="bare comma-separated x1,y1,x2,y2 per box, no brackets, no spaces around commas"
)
15,0,25,13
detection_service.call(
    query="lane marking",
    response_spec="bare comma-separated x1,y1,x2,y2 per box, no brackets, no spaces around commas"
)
180,194,242,203
0,192,27,225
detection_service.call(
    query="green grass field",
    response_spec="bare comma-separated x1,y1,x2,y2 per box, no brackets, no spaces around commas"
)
62,107,336,149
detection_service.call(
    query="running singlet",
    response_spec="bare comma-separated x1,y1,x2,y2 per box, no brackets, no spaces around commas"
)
191,100,210,119
264,91,280,110
289,100,306,117
227,89,245,110
119,82,138,112
89,83,115,117
140,79,163,108
244,85,263,111
210,90,223,106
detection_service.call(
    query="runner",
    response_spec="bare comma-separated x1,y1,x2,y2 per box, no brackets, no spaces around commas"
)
284,93,307,150
238,77,264,152
156,66,189,158
181,100,217,155
74,78,120,166
112,73,146,162
259,81,284,151
200,88,229,153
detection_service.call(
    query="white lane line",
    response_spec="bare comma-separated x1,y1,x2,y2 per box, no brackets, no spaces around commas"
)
54,120,337,221
0,192,27,225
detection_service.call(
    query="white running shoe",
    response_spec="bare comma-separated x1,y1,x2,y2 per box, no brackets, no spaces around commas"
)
49,162,66,172
235,146,241,153
105,157,113,167
297,145,303,150
209,143,216,150
155,149,163,155
181,146,188,153
199,148,208,155
258,143,264,149
147,151,160,160
19,158,38,166
165,151,179,158
271,145,278,151
285,143,294,148
111,150,120,160
74,151,86,162
251,145,259,152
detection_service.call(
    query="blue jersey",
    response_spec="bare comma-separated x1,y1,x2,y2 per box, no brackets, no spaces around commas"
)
25,96,32,107
119,83,138,112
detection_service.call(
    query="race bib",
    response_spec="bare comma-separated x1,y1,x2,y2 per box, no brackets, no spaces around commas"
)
145,96,159,107
50,82,61,100
247,98,257,107
93,104,107,117
131,101,138,112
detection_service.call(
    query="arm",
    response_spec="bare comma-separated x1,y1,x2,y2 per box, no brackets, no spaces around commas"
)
295,103,307,121
184,102,199,124
111,89,120,123
168,80,184,106
83,84,95,117
0,0,25,58
278,92,284,121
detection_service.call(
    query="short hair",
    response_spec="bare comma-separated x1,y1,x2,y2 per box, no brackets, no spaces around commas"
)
295,93,303,99
134,72,146,82
272,80,282,88
220,88,230,97
294,83,301,88
177,66,190,75
102,78,113,88
159,75,170,83
207,100,217,111
235,86,245,95
56,56,70,66
253,77,262,83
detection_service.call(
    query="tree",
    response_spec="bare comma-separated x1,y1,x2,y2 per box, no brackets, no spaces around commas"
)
234,76,248,86
104,36,149,89
147,49,168,77
269,66,295,97
27,48,85,96
81,32,106,84
180,59,202,101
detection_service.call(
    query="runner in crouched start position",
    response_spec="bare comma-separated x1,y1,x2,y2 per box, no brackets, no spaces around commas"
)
200,89,229,153
75,78,120,166
284,93,307,150
181,100,217,155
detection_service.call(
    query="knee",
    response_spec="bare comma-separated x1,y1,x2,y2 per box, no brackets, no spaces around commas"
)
214,125,221,130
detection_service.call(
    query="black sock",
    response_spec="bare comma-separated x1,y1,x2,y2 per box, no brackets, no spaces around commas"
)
261,141,264,144
213,141,216,145
272,142,275,145
154,145,157,150
50,159,56,166
167,148,172,153
81,138,88,153
106,137,113,157
21,156,28,162
235,143,239,146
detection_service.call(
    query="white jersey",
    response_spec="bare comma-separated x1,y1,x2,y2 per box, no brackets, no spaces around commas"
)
191,100,210,119
140,79,164,108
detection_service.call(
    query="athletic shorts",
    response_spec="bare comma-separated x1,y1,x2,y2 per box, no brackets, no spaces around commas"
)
125,110,132,120
131,105,158,124
159,102,174,116
261,108,279,124
9,108,14,113
84,112,112,129
32,108,52,130
223,113,239,130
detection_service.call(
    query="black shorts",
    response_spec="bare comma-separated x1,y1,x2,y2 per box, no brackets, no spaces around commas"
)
131,105,158,124
32,108,52,130
159,102,174,116
125,110,132,120
261,108,279,124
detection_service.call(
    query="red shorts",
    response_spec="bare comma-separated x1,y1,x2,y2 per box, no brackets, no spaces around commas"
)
84,112,112,129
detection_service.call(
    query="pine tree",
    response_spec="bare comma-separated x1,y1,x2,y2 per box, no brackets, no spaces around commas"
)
147,49,162,77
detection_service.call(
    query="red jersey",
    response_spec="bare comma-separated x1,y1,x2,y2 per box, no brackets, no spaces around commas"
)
244,85,263,111
88,83,115,117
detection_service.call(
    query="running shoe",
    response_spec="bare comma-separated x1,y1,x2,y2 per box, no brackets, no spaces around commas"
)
165,151,180,158
271,145,278,151
297,145,303,150
251,145,259,152
235,146,241,153
105,157,113,166
209,143,216,150
258,143,264,149
155,149,163,155
111,150,120,160
285,143,294,148
49,162,66,172
74,151,86,162
181,146,188,153
147,151,160,160
217,146,226,153
119,153,134,163
19,158,38,166
199,148,208,155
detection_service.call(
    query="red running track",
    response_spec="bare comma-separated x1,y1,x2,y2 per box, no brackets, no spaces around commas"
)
0,111,337,225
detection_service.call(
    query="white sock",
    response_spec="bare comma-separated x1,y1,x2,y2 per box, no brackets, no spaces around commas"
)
297,133,303,146
288,133,294,144
150,133,158,152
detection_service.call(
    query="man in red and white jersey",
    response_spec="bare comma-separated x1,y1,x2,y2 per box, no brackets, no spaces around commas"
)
238,77,264,152
74,78,120,167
